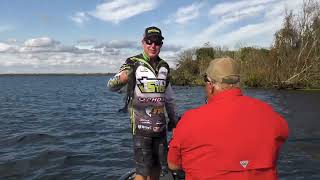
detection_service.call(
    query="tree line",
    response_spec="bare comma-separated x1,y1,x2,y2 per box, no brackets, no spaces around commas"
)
170,0,320,89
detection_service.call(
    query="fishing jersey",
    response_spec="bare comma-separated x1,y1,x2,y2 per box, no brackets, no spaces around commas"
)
108,52,177,137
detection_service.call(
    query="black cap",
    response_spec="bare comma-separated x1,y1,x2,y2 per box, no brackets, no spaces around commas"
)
144,26,164,40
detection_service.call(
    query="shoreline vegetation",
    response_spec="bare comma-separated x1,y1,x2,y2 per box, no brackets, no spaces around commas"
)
171,0,320,89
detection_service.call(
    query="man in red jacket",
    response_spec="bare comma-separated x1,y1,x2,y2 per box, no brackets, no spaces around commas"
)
167,57,289,180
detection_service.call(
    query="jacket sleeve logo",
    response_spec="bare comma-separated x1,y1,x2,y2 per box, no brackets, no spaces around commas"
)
240,160,249,168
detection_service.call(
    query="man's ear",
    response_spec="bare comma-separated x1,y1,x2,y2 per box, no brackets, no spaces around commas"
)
209,82,215,95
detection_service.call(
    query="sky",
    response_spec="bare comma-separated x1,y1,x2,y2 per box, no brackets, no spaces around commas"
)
0,0,305,73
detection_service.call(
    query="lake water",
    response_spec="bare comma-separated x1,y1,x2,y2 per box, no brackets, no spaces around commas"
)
0,75,319,179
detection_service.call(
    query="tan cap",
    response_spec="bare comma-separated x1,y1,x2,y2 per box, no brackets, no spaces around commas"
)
206,57,240,84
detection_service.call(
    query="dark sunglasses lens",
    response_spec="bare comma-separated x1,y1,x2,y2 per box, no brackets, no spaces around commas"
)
154,41,162,45
145,39,162,45
203,75,210,82
145,39,151,45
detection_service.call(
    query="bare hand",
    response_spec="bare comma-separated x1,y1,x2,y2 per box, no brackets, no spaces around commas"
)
119,71,128,83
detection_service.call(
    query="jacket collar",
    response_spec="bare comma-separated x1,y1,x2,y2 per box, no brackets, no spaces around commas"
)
142,51,150,61
208,88,242,103
142,51,162,62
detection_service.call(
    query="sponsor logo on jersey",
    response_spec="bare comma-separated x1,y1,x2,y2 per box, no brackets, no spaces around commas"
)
145,106,165,117
137,125,152,130
139,67,149,72
138,119,152,124
138,97,165,103
158,68,168,76
153,127,161,132
137,77,166,93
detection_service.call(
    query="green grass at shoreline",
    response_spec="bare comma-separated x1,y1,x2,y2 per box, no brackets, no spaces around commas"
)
296,88,320,91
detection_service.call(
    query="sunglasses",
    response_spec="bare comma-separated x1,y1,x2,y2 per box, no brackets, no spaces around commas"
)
203,74,211,83
144,38,163,46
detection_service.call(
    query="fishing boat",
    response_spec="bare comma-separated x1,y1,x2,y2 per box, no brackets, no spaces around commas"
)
118,168,185,180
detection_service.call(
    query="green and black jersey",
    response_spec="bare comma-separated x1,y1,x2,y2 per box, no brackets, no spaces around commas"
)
107,52,177,136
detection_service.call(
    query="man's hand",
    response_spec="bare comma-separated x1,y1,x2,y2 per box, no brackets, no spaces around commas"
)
168,161,181,170
119,70,128,83
107,70,129,91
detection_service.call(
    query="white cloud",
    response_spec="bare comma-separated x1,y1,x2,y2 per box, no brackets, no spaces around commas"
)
6,38,18,44
218,18,283,47
0,48,130,73
89,0,160,24
162,44,183,52
20,37,65,54
95,40,138,49
77,39,97,45
265,0,303,19
70,12,90,25
220,4,266,21
194,0,276,45
194,0,304,48
0,42,18,53
173,2,204,24
0,36,181,73
0,43,13,52
194,16,241,45
195,3,267,44
24,37,60,47
210,0,276,16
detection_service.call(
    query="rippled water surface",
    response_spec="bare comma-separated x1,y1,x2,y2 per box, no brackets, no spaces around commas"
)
0,75,320,179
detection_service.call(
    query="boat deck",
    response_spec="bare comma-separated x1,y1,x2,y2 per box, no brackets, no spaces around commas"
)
119,169,185,180
160,173,174,180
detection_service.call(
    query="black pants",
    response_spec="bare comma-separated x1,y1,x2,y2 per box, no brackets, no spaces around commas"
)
133,135,168,176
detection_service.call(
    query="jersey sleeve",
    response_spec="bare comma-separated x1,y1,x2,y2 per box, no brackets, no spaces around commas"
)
107,58,135,92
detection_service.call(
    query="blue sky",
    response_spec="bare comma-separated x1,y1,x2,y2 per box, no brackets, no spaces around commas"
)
0,0,304,73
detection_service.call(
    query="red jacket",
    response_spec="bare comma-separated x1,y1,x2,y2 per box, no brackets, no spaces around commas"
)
168,88,289,180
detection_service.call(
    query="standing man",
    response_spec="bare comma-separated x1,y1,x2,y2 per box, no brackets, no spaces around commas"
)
168,57,289,179
108,26,178,180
